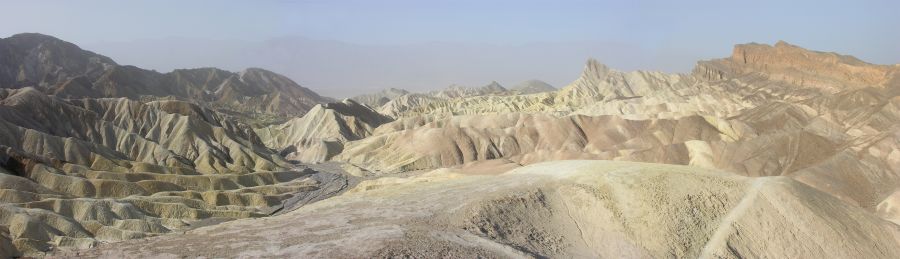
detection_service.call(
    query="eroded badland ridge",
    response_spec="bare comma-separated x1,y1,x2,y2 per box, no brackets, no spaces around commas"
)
0,33,898,258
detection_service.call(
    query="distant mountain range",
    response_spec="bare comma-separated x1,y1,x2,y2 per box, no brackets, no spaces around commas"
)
509,79,555,94
0,33,331,125
349,79,555,108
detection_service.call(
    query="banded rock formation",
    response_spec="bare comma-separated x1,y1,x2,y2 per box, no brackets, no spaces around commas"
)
54,161,900,258
1,34,898,258
333,42,900,227
0,87,343,255
0,34,349,256
336,113,742,173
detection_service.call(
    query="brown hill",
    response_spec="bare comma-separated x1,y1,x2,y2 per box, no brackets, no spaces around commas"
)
0,33,331,125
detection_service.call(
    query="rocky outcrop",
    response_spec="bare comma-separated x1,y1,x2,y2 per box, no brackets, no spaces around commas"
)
695,41,900,98
556,59,752,119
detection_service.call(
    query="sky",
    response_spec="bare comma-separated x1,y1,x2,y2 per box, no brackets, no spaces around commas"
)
1,0,898,97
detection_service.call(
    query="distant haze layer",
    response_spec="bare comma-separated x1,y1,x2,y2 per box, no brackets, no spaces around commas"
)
3,0,897,97
80,36,898,98
83,38,677,98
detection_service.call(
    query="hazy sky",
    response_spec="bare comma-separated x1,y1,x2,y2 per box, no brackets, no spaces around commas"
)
2,0,898,97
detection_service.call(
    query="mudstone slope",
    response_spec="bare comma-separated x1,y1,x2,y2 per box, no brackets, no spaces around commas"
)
0,34,898,257
0,34,349,256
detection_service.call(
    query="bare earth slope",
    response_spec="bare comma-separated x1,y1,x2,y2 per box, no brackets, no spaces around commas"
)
3,35,900,258
0,34,350,256
0,87,354,255
254,99,392,163
53,161,900,258
349,88,410,107
376,59,754,120
336,42,900,225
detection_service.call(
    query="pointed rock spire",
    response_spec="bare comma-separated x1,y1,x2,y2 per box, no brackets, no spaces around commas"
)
581,58,611,81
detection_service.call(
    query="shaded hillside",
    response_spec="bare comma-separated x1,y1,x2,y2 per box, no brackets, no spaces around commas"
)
0,33,331,125
0,35,348,256
349,88,410,107
255,99,392,163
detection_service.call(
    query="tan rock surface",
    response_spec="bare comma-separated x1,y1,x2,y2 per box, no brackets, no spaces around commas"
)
349,88,410,107
0,87,348,256
336,113,741,173
376,58,754,120
3,35,900,258
333,42,900,228
509,79,555,94
51,161,900,258
255,99,392,163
